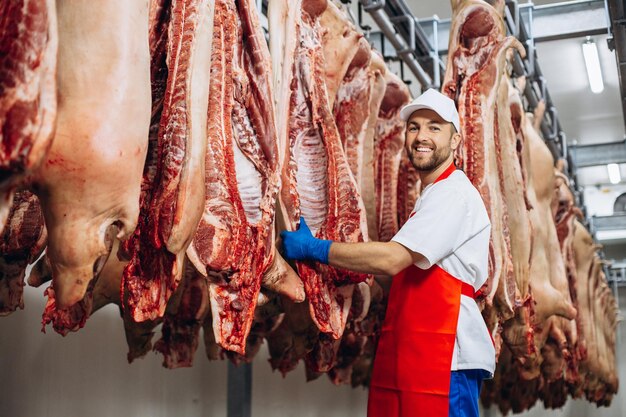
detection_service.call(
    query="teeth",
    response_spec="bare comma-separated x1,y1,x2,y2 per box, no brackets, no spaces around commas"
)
415,147,432,152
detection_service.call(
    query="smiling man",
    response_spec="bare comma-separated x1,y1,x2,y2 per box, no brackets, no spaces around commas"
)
281,88,495,417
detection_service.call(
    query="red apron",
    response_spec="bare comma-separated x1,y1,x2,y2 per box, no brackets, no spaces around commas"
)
368,162,475,417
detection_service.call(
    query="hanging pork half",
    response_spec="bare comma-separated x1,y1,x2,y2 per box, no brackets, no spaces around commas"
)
481,105,580,413
518,104,577,380
0,0,57,233
535,166,583,407
123,0,213,323
28,0,150,329
495,78,536,361
374,71,412,242
185,0,297,355
0,191,47,315
571,222,619,405
442,0,524,328
334,39,373,191
269,0,370,340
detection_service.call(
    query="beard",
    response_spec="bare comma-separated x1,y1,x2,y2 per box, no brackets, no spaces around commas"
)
407,140,452,172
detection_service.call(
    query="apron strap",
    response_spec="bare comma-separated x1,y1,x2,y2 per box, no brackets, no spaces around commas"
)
461,282,479,299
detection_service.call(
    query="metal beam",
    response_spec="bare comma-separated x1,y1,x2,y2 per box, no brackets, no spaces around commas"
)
607,0,626,130
591,214,626,230
360,0,433,87
520,0,608,42
420,0,608,55
569,140,626,167
227,362,252,417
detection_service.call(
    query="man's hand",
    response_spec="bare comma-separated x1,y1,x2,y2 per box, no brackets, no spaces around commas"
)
280,217,332,264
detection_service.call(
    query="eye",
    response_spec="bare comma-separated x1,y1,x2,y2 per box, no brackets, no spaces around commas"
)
408,126,418,132
430,125,440,132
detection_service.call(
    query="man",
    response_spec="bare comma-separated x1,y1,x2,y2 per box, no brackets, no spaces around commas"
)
281,88,495,417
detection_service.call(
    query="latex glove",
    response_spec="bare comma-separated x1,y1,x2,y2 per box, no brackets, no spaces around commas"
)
280,217,332,264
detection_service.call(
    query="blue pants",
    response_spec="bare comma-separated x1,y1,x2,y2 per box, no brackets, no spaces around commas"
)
448,369,490,417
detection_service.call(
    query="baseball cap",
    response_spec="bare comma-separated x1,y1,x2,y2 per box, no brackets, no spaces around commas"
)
399,88,461,132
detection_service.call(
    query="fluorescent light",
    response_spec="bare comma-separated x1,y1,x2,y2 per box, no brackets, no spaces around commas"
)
607,163,621,184
582,38,604,94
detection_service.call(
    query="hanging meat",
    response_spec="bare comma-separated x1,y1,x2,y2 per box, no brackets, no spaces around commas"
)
442,0,524,325
269,0,371,341
481,103,580,413
0,0,57,234
29,0,150,332
0,190,47,315
571,222,619,405
185,0,293,355
373,72,412,242
123,0,213,323
359,52,389,240
334,39,373,190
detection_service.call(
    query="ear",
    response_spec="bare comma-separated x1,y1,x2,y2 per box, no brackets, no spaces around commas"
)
450,132,462,151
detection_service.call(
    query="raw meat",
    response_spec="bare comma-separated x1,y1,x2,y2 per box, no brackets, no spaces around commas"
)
0,0,57,232
442,0,523,321
186,0,287,354
0,190,47,314
270,0,370,340
34,0,151,313
123,0,213,322
374,72,411,242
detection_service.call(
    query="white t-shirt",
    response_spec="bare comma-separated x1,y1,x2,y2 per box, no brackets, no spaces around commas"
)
391,169,496,375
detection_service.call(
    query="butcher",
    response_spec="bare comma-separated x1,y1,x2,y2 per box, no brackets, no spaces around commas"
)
281,89,495,417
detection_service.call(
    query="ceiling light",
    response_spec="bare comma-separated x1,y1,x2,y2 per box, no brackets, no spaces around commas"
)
582,37,604,94
607,163,621,184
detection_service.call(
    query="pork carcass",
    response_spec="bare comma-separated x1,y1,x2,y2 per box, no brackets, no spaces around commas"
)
360,51,389,240
374,72,411,242
324,281,372,384
123,0,213,322
499,80,535,359
442,0,523,321
396,150,420,231
186,0,293,355
31,0,150,322
154,265,209,368
518,104,577,380
319,3,363,108
0,190,47,315
571,222,619,405
482,103,579,412
269,0,370,339
334,39,372,190
0,0,57,233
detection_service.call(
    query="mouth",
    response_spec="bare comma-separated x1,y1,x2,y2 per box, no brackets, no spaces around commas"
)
412,146,434,155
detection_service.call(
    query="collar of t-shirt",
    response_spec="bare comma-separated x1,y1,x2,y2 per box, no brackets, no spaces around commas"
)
423,162,457,194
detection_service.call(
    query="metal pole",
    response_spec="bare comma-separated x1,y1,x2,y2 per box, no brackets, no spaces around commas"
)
227,362,252,417
360,0,433,88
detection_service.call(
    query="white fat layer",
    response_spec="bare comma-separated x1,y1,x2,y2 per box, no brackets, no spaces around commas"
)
294,127,328,236
233,135,263,224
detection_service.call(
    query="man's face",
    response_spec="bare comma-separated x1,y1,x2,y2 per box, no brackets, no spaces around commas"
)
405,109,461,172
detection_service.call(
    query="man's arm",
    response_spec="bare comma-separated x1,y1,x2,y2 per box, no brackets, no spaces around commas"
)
328,241,425,276
280,217,426,276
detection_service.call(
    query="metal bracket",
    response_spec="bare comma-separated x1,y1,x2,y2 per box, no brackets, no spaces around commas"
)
362,0,385,12
389,14,415,55
548,105,559,140
430,18,441,88
358,2,372,33
399,60,412,85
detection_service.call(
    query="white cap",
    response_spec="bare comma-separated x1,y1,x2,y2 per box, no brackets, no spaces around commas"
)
399,88,461,132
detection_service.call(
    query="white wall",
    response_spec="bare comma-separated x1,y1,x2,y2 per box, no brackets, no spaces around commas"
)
1,284,624,417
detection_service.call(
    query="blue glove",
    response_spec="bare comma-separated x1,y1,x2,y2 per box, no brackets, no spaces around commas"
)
280,217,332,264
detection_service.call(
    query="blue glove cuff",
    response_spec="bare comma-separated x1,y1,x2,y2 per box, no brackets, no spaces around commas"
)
309,238,332,265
